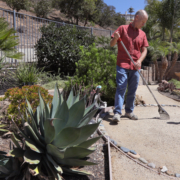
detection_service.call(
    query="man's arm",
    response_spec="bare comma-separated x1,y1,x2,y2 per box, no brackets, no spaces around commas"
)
110,32,120,47
134,47,147,69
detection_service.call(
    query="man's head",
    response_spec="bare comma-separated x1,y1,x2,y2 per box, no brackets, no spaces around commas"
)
133,10,148,29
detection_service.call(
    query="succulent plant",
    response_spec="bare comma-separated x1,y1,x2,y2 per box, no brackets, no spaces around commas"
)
0,84,100,179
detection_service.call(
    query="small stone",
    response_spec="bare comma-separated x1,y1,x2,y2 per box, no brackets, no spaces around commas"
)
130,150,137,155
110,139,118,146
120,146,130,153
138,157,148,164
161,166,168,173
98,118,102,122
127,152,140,159
108,109,113,113
175,173,180,178
166,171,174,176
173,105,177,107
161,104,165,107
147,163,156,168
144,104,147,107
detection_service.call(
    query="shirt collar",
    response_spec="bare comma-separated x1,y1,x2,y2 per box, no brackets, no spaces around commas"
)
129,23,138,31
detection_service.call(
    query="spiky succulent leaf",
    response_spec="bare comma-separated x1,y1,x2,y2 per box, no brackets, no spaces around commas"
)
46,144,64,159
77,137,101,149
29,164,40,176
84,102,96,116
66,88,74,108
78,109,98,127
11,133,21,148
24,150,41,165
56,158,96,166
53,101,69,135
6,149,24,158
64,147,94,159
65,97,85,127
25,138,44,153
52,127,80,148
44,119,55,144
62,167,92,176
50,84,60,118
46,154,63,174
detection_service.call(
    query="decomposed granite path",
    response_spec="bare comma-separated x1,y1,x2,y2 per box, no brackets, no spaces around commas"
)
102,85,180,179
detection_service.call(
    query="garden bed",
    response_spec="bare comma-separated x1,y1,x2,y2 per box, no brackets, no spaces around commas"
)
158,90,180,102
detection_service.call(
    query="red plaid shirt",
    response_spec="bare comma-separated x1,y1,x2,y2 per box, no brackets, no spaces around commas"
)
111,23,149,70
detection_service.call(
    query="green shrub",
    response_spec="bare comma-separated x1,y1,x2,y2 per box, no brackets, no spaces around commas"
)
33,0,52,18
35,23,95,76
169,79,180,89
4,85,53,125
65,43,117,105
15,63,39,85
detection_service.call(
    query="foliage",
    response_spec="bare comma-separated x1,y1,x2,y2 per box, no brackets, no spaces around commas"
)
0,18,22,70
113,13,126,27
0,84,100,179
158,80,176,92
4,85,53,124
65,43,117,105
15,63,39,85
2,0,30,12
95,36,118,54
128,7,134,20
169,78,180,88
35,23,95,76
33,0,52,18
42,80,67,90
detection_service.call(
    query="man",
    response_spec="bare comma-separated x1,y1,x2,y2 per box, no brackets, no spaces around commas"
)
110,10,149,123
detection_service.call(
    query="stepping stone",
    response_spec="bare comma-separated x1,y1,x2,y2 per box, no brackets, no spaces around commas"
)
175,173,180,178
147,163,156,168
110,139,118,146
161,166,168,173
138,157,148,164
130,150,137,155
166,171,174,176
127,152,140,159
120,146,130,153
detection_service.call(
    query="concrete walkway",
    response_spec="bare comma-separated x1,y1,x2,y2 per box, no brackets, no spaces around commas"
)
103,85,180,175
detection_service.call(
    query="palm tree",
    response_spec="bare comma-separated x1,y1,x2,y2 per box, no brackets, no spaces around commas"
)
148,40,169,82
165,42,180,78
128,7,134,20
0,18,22,69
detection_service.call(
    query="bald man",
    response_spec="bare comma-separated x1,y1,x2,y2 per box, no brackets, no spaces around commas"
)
110,10,149,123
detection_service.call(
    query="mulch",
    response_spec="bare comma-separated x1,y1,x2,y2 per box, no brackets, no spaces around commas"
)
158,90,180,102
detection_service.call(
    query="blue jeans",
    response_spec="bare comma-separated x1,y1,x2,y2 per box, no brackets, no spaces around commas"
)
114,66,140,115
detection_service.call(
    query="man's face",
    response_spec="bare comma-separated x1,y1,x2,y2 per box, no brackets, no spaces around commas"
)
135,15,148,29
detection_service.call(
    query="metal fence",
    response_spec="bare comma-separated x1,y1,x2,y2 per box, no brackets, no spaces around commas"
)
0,7,114,64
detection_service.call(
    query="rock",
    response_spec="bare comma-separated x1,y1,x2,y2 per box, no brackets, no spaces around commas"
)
166,171,174,176
108,109,113,113
130,150,137,155
161,166,168,173
138,157,148,164
175,173,180,178
127,152,140,159
173,105,177,107
161,104,165,107
147,163,156,168
120,146,130,153
110,139,118,146
144,104,147,107
98,118,102,122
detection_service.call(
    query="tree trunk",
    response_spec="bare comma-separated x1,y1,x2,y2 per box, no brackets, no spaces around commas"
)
165,52,178,78
159,56,168,82
154,60,159,81
76,16,79,25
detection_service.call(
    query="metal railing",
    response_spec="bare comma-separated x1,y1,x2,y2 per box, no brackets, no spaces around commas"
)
0,7,114,64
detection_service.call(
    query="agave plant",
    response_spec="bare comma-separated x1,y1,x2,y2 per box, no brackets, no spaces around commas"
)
0,84,100,180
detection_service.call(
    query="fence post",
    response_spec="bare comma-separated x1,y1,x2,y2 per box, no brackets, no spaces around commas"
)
13,10,17,65
91,27,93,37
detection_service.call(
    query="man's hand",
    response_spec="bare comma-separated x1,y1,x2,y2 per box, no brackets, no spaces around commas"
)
134,60,141,69
114,32,120,40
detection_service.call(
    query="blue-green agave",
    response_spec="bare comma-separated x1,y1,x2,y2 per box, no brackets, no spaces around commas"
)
0,84,101,179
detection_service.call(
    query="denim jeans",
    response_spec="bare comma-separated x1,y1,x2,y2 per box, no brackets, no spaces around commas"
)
114,65,140,115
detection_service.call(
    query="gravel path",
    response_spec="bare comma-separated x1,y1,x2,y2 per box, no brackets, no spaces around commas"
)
102,85,180,179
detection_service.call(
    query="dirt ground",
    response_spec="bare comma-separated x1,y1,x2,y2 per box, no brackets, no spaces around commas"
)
103,85,180,179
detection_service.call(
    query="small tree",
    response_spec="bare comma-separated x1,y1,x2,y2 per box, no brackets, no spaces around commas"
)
33,0,52,18
128,7,134,20
2,0,30,12
0,18,22,69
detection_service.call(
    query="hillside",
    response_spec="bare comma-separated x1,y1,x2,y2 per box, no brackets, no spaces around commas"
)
0,0,115,31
